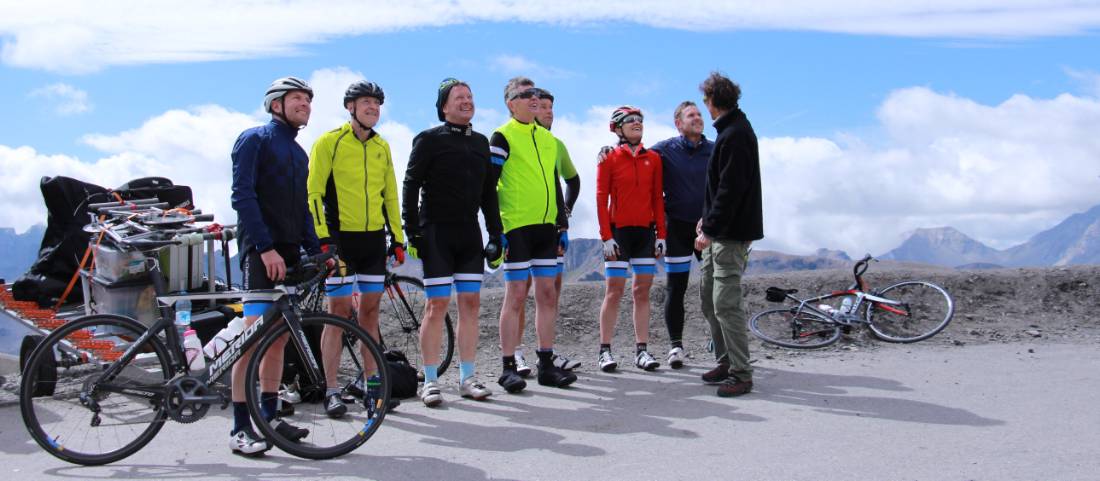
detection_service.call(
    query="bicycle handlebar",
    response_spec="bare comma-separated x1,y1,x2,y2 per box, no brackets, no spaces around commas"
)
853,254,874,282
113,225,238,250
87,198,161,210
283,252,336,291
96,202,171,214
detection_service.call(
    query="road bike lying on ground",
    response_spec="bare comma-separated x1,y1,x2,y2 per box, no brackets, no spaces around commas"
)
19,212,391,465
750,255,955,348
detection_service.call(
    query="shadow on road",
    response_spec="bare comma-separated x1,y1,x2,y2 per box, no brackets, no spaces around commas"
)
750,365,1004,426
38,455,508,481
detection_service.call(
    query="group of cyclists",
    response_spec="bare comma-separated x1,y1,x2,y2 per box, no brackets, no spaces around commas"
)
230,71,763,456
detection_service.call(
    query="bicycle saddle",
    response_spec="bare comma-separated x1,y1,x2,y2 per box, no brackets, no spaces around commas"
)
765,287,797,302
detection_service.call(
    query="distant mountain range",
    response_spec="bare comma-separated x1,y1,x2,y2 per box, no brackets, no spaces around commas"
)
3,203,1099,283
0,225,45,283
881,204,1100,268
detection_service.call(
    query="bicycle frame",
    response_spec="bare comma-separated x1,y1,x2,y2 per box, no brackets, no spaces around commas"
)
86,260,325,408
785,289,909,325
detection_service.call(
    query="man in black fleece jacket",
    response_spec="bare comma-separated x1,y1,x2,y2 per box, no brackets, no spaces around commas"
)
694,71,763,398
402,78,503,405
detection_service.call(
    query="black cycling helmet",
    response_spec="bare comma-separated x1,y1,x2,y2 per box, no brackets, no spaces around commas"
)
264,76,313,113
344,80,385,106
436,77,469,122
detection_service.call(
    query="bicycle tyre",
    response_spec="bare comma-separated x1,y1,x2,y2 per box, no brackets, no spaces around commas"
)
246,312,390,460
866,280,954,343
749,308,841,349
380,275,455,375
20,314,173,465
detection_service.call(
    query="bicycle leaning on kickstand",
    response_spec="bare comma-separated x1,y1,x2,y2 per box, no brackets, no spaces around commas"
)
749,255,955,348
20,221,391,465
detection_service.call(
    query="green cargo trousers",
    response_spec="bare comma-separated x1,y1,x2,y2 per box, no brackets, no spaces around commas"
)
700,239,752,382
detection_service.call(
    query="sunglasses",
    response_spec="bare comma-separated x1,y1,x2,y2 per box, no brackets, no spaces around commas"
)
621,114,643,125
510,88,541,101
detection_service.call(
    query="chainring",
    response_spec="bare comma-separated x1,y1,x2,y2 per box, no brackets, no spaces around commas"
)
164,376,211,423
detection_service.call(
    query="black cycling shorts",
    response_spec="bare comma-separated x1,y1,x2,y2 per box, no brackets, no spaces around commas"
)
605,226,656,278
503,223,558,282
663,217,699,275
419,222,484,298
242,243,302,316
326,230,387,297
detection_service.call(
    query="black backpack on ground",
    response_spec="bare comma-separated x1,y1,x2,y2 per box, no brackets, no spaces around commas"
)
384,350,419,399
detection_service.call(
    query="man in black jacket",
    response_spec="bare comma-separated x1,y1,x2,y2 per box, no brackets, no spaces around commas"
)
693,72,763,398
403,78,503,406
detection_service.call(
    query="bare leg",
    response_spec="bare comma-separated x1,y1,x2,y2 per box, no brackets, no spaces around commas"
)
357,292,383,376
456,292,480,362
321,296,353,388
232,313,288,402
514,278,532,350
499,279,527,356
532,275,558,350
632,274,654,344
420,296,450,366
599,277,626,345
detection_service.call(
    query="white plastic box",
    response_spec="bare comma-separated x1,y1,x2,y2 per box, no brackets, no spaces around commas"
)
84,272,160,327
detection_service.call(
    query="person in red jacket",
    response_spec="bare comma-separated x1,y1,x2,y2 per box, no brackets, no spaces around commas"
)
595,105,666,372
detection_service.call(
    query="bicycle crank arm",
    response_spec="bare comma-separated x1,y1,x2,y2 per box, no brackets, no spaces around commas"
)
181,393,227,406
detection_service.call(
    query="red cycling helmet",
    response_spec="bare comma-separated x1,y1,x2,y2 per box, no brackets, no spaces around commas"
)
609,105,643,132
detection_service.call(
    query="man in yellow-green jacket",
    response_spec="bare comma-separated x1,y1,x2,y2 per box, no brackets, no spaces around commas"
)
489,76,574,394
307,80,405,418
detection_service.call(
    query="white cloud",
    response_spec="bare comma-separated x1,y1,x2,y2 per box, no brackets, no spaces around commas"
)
490,54,576,80
0,145,164,232
3,1,1100,73
758,87,1100,255
1064,66,1100,98
28,82,91,115
0,67,421,238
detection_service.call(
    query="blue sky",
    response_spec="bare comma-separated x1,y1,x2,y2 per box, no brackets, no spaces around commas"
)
2,1,1100,256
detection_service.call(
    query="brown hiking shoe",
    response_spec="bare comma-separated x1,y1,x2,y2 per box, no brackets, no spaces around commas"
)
701,363,730,384
717,379,753,397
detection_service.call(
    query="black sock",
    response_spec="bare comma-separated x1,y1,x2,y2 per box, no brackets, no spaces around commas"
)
502,355,517,371
600,343,611,353
671,339,683,349
260,392,278,421
636,343,648,354
232,402,250,434
536,349,553,367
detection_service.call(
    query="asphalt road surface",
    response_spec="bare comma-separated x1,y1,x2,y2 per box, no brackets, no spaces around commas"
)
1,342,1096,480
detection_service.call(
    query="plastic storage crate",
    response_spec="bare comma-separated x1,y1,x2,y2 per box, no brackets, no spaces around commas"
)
82,271,160,327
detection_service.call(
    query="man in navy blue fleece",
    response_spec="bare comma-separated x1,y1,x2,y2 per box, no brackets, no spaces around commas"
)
228,76,321,456
650,101,713,369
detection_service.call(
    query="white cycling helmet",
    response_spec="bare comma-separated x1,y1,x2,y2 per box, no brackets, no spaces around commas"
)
264,76,314,113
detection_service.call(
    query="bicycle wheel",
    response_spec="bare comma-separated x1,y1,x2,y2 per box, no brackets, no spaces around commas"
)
246,312,390,460
866,281,954,343
749,308,841,349
20,314,173,465
379,275,455,375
